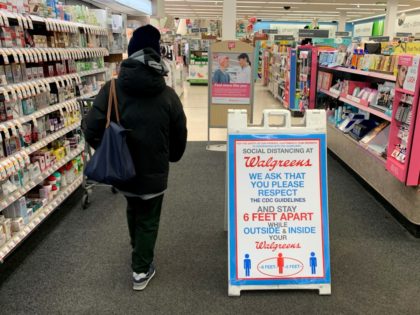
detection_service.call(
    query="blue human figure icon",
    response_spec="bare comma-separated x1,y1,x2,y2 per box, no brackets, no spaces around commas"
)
309,252,317,275
244,254,251,277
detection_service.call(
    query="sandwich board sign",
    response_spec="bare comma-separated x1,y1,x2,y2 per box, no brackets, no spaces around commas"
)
227,109,331,296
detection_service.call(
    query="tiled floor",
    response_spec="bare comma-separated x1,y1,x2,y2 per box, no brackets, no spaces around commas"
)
180,82,282,141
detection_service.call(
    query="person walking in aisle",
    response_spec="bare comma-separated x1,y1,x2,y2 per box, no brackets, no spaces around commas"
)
83,24,187,291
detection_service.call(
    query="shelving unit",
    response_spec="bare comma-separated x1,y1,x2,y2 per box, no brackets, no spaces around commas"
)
0,5,109,260
315,52,420,229
319,66,396,82
338,96,392,122
386,55,420,186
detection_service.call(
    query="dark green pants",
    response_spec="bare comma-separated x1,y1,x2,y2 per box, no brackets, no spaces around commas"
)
126,195,164,274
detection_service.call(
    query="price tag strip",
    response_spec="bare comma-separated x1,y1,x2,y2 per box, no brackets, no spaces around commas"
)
227,109,331,296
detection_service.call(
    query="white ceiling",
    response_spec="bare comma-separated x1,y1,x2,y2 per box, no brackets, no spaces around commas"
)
164,0,420,22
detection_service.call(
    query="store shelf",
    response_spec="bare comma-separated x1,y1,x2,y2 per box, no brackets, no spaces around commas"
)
0,98,78,130
0,174,83,262
329,123,386,165
0,142,84,210
319,88,340,99
1,10,108,35
0,74,80,99
81,90,100,98
0,48,109,63
339,96,392,122
319,66,396,81
395,88,415,96
0,122,81,180
79,68,107,77
327,123,420,225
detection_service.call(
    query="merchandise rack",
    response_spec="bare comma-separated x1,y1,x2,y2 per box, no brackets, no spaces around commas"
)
0,5,110,259
386,55,420,185
316,54,420,230
0,174,83,262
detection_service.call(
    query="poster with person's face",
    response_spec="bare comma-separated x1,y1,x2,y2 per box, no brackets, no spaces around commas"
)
211,52,253,104
396,55,419,92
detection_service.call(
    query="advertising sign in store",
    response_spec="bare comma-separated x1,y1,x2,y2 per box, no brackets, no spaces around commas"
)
353,22,373,37
211,52,252,104
191,28,200,33
396,32,412,37
227,113,331,295
298,29,329,38
335,31,351,37
396,55,420,92
200,28,208,33
263,29,278,34
369,36,390,43
274,35,295,41
395,13,420,35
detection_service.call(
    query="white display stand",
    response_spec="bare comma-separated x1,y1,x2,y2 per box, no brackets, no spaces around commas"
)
227,109,331,296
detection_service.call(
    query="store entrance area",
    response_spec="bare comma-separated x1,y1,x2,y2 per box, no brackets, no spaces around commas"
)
0,83,419,312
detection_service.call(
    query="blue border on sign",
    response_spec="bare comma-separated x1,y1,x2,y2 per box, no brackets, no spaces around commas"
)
228,133,331,286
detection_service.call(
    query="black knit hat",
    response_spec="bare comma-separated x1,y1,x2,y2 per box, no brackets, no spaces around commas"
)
128,24,161,56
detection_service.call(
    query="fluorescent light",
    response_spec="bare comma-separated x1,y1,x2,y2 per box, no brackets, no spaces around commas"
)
238,9,339,13
336,8,386,11
237,1,408,4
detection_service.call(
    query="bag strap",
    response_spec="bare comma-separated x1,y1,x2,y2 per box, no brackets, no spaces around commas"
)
105,79,121,128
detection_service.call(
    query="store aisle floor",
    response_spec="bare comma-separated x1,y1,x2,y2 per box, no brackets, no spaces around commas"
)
1,142,420,314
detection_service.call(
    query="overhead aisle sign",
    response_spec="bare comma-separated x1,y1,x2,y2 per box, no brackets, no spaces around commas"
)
227,109,331,296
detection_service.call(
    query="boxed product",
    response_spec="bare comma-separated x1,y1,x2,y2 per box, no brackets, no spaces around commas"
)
17,197,29,224
0,65,7,85
33,35,47,48
11,63,22,83
21,63,28,81
0,27,13,48
20,123,32,147
31,155,46,171
47,36,56,48
0,101,7,121
4,101,13,120
341,80,370,98
10,99,23,119
11,217,24,233
4,65,13,84
21,98,36,115
26,67,33,80
10,26,25,48
4,135,21,156
38,67,44,79
321,72,333,91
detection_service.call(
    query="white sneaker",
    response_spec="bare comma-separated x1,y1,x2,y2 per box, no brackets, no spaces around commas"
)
132,264,156,291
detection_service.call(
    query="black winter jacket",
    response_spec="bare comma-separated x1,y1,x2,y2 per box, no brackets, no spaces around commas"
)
83,49,187,195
